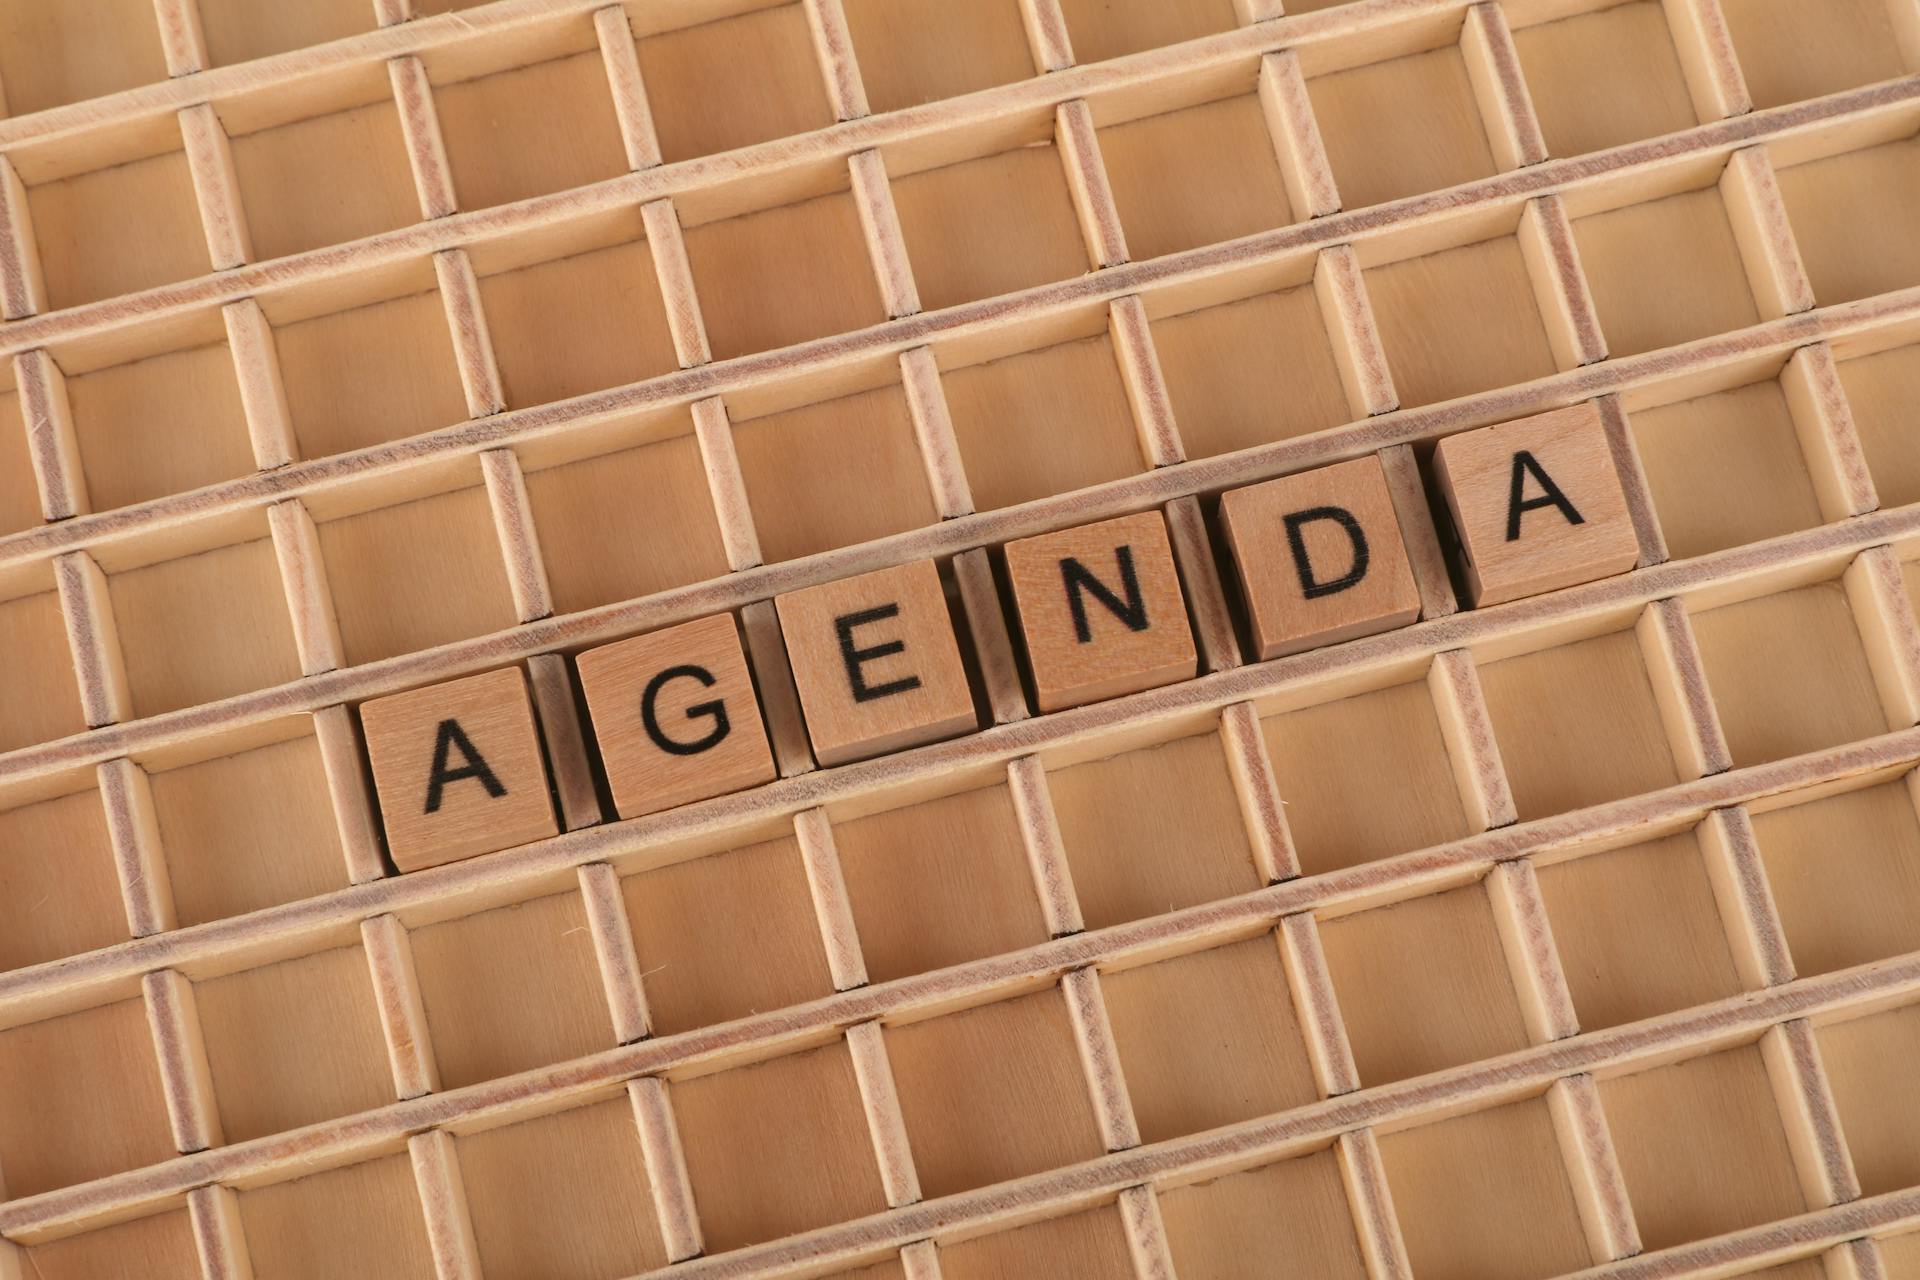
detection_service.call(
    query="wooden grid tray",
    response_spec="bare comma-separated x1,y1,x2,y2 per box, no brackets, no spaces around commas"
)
6,0,1920,1277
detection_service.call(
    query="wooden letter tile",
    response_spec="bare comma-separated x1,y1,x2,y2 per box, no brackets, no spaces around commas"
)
1221,456,1421,660
776,560,976,766
1434,403,1639,607
1004,512,1196,712
577,613,776,819
361,667,559,872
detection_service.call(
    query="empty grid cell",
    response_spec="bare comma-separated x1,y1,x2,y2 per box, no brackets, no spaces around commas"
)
1309,45,1498,210
1751,779,1920,974
1537,830,1743,1030
0,998,174,1196
0,387,40,534
1159,1148,1369,1280
1630,379,1825,559
19,1209,200,1279
1049,732,1263,930
0,789,124,973
1777,138,1920,306
1724,0,1907,109
239,1154,435,1279
843,0,1035,112
1099,94,1293,261
1839,344,1920,506
1151,286,1350,458
0,0,167,116
197,946,393,1143
28,135,213,310
459,1099,666,1280
1883,1234,1920,1274
732,384,940,562
1817,1003,1920,1197
639,4,836,163
1261,681,1471,876
1101,937,1318,1142
674,1043,889,1251
1512,2,1698,158
1600,1046,1806,1250
683,191,886,360
1575,185,1761,357
229,94,421,262
317,483,518,665
940,1205,1136,1280
1057,0,1238,63
886,987,1105,1197
151,732,350,926
621,837,836,1034
1479,630,1680,821
197,0,376,65
1379,1098,1592,1280
409,891,614,1089
479,240,680,410
891,145,1089,312
277,289,470,459
1320,883,1531,1084
1366,236,1559,407
435,52,629,212
1691,582,1888,767
942,333,1145,510
67,340,254,511
0,586,87,751
834,783,1051,983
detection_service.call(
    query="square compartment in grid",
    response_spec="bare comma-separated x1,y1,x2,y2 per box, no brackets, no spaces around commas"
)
886,987,1105,1197
198,0,374,64
940,1204,1136,1280
151,730,350,926
0,582,86,751
0,0,167,115
106,528,304,717
1630,379,1825,559
1513,2,1698,157
0,788,125,973
316,482,518,665
1151,286,1350,458
1099,94,1293,261
942,333,1146,511
682,191,886,360
733,384,939,562
1724,0,1908,110
1537,830,1743,1029
1379,1097,1592,1280
238,1154,435,1278
638,3,836,164
1366,235,1559,407
435,51,629,212
229,92,420,261
1839,344,1920,507
28,133,213,310
1818,1002,1920,1197
842,0,1034,113
66,338,254,511
892,145,1090,312
1102,937,1319,1142
1752,779,1920,974
674,1042,888,1251
0,386,41,535
1057,0,1238,63
1319,882,1531,1085
1691,582,1888,768
409,891,614,1089
1480,631,1680,821
1600,1046,1806,1250
0,998,174,1196
1309,45,1497,210
20,1208,200,1279
459,1098,666,1280
1262,680,1471,876
1159,1148,1368,1280
1574,184,1760,358
277,288,469,460
197,945,393,1143
479,238,679,410
834,782,1051,983
1049,731,1264,930
622,836,836,1034
1777,137,1920,306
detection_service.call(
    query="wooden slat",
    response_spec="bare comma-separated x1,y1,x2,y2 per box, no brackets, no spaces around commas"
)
1165,495,1235,672
1278,913,1359,1098
389,55,456,220
1519,194,1607,370
579,861,651,1044
595,4,661,171
1058,100,1128,270
1063,966,1140,1153
1761,1019,1861,1209
1720,146,1815,320
1112,295,1183,468
151,0,207,76
1428,649,1517,832
642,198,711,369
1338,1127,1414,1280
953,548,1027,724
1782,343,1879,522
15,350,85,520
1221,700,1299,884
99,756,176,937
480,448,552,623
901,1241,942,1280
1698,805,1795,990
1845,545,1920,729
408,1129,482,1280
804,0,870,121
900,347,970,517
313,703,386,885
1314,244,1397,418
692,396,762,572
1663,0,1751,120
1459,2,1547,171
630,1076,704,1263
434,249,506,419
179,104,250,270
187,1184,253,1280
529,653,604,831
1009,754,1082,937
268,498,345,676
1636,597,1733,780
1487,857,1580,1043
1377,443,1460,620
1596,394,1671,568
847,1020,920,1208
0,156,44,319
740,599,817,777
795,807,869,992
1015,0,1074,72
1119,1184,1177,1280
362,913,441,1100
143,969,223,1153
851,150,920,320
1258,49,1340,219
55,550,129,728
223,300,297,470
1548,1073,1641,1264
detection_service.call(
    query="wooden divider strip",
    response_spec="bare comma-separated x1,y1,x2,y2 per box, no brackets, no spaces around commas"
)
1314,245,1397,419
373,0,410,26
952,549,1027,724
15,350,84,520
479,448,552,623
143,969,224,1153
223,300,297,470
1720,146,1816,320
1844,545,1920,729
1111,295,1183,468
99,756,176,936
1595,395,1670,568
578,861,651,1044
1635,598,1733,780
1487,857,1580,1043
1548,1074,1642,1264
268,498,345,675
361,913,441,1099
1762,1019,1862,1209
804,0,869,121
692,397,763,572
642,198,710,368
900,348,970,518
851,151,921,320
1783,343,1879,522
1428,650,1517,831
179,104,251,271
847,1020,921,1208
1009,755,1082,938
0,157,44,319
630,1077,704,1263
595,4,662,171
389,55,456,220
1278,912,1359,1098
1519,195,1607,371
54,551,129,728
150,0,207,76
1015,0,1074,72
313,704,387,885
1378,444,1459,620
1232,0,1285,24
434,250,506,419
900,1240,942,1280
1118,1184,1177,1280
1338,1127,1414,1280
740,600,816,778
1663,0,1751,120
408,1129,482,1280
529,653,603,831
1258,49,1340,219
1827,1238,1890,1280
186,1184,252,1280
1165,496,1236,672
1698,806,1796,990
1062,966,1140,1153
1058,100,1128,269
1221,701,1299,884
795,808,869,992
1460,2,1546,171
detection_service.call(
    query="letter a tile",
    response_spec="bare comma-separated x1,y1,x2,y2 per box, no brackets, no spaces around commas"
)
577,613,776,820
361,667,559,872
1004,511,1196,712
